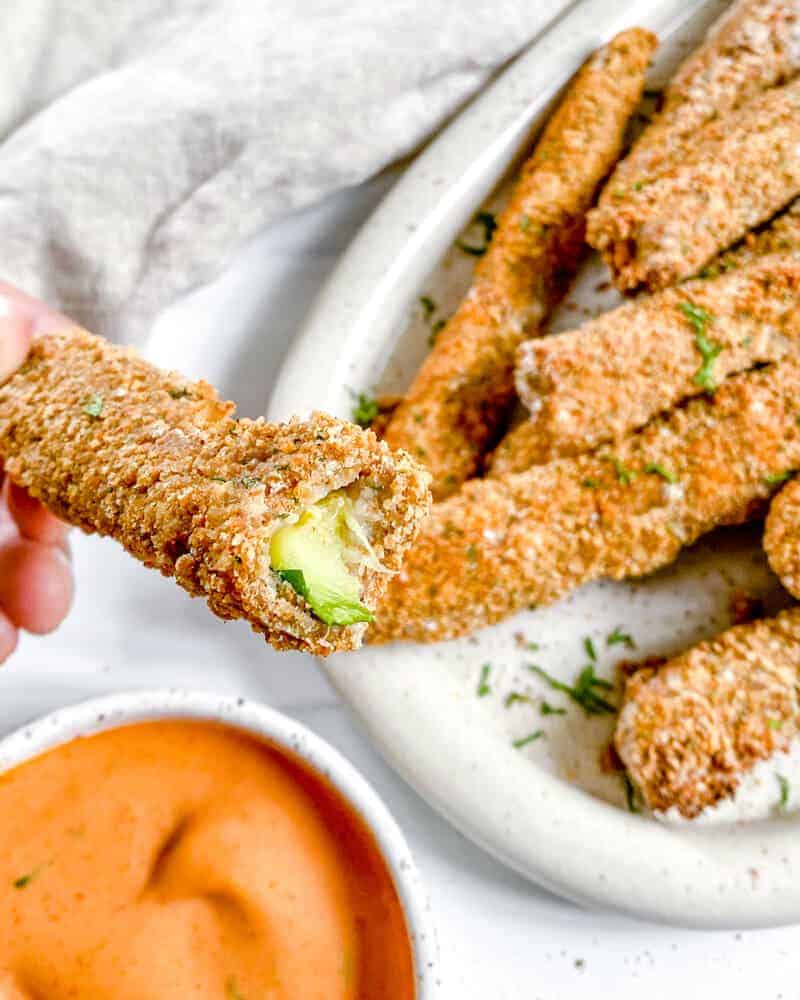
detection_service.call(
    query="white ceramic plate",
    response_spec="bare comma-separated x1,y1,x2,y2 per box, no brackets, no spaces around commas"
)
269,0,800,928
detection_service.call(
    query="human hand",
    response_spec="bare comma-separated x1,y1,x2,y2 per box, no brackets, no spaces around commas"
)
0,283,73,661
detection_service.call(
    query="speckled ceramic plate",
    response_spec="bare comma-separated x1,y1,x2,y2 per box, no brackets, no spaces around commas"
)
268,0,800,928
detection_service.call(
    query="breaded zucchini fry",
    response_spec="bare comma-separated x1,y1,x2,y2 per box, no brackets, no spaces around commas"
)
495,254,800,471
600,0,800,204
764,475,800,596
615,607,800,819
587,76,800,291
383,28,656,500
0,328,430,655
370,360,800,644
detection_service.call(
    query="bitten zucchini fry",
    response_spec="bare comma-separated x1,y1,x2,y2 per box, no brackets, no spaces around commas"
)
0,327,430,655
383,28,656,499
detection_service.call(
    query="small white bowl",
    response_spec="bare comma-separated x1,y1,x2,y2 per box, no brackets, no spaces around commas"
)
0,688,440,997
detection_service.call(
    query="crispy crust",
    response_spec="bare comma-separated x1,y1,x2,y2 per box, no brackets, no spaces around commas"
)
599,0,800,205
369,360,800,644
491,254,800,473
614,608,800,818
587,76,800,291
383,29,656,500
0,328,430,655
764,475,800,596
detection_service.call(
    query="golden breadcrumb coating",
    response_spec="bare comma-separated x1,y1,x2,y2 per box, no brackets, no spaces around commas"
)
600,0,800,205
764,475,800,596
587,76,800,291
615,608,800,818
370,360,800,644
0,328,430,655
383,28,656,499
492,254,800,474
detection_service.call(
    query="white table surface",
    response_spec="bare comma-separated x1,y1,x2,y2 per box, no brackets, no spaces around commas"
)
2,170,799,1000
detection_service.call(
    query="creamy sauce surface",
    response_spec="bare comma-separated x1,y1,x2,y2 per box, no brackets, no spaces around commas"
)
0,721,414,999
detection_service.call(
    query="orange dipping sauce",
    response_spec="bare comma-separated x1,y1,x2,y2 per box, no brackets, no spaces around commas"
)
0,721,415,999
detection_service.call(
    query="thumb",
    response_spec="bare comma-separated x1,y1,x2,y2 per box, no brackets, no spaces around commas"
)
0,300,32,383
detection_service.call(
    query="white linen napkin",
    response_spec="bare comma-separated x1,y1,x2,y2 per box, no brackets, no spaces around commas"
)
1,0,571,344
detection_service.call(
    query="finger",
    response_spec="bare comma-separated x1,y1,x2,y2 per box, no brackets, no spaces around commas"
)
5,480,70,547
0,306,32,382
0,608,18,664
0,539,73,634
0,281,74,337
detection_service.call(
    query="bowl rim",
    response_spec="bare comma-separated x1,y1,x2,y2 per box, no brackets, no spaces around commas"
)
0,688,440,997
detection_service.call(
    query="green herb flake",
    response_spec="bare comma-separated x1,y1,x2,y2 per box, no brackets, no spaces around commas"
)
764,470,794,487
12,861,50,890
680,301,722,392
583,636,597,662
778,774,791,812
607,626,635,649
519,214,532,232
83,393,105,419
645,462,678,484
237,475,261,489
540,700,566,717
768,718,784,731
512,729,544,749
623,772,641,813
350,391,379,429
168,387,190,399
476,663,492,698
505,691,533,708
582,477,599,489
429,318,446,345
419,294,436,319
529,664,616,716
605,455,636,485
456,211,497,256
466,543,478,563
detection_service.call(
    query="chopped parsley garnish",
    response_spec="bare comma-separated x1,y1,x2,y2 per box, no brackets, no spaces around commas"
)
519,213,532,232
622,772,641,813
645,462,677,484
607,626,635,649
529,664,616,716
429,318,446,346
456,211,497,256
778,774,791,812
540,700,566,717
83,393,104,418
168,387,190,399
680,301,722,392
12,861,50,890
768,718,784,731
512,729,544,749
350,391,379,428
419,295,436,318
476,663,492,697
764,470,794,487
583,637,597,661
505,691,533,708
605,456,636,485
466,543,478,563
237,476,261,489
582,477,599,489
